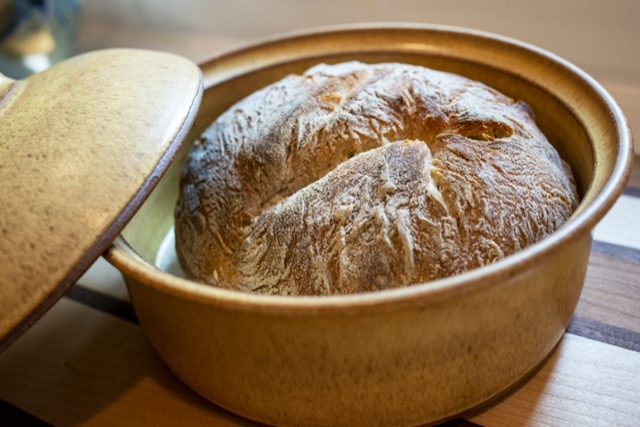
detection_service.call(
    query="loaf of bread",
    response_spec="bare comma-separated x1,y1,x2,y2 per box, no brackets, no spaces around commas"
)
175,61,578,296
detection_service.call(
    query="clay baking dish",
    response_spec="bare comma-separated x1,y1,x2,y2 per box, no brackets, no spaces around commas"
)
7,24,630,426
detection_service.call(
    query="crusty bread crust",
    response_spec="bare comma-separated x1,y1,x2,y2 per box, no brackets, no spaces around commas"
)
175,61,578,296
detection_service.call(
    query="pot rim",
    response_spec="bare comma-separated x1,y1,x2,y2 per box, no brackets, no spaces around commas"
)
106,23,634,315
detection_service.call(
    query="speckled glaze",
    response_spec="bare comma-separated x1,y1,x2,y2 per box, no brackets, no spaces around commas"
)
0,49,202,351
107,25,633,426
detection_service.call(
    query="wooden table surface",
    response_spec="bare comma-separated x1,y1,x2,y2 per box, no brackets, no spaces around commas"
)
1,25,639,426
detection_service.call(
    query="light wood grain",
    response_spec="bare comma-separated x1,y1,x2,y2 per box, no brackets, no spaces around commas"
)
468,334,640,427
629,156,640,188
2,297,638,426
594,195,640,250
576,253,640,332
0,298,258,426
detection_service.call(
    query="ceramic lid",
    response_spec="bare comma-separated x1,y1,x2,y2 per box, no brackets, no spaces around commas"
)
0,49,202,351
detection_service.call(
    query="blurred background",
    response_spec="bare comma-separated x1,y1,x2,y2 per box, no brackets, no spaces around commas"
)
1,0,638,152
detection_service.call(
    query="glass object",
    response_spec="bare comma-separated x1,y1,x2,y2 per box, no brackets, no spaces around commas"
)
0,0,80,78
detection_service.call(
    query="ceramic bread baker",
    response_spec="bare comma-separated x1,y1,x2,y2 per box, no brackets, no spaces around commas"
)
0,24,632,427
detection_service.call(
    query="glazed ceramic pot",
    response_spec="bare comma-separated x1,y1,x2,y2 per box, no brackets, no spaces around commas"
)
4,24,630,427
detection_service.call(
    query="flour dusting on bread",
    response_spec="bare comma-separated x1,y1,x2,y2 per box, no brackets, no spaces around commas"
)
175,61,579,296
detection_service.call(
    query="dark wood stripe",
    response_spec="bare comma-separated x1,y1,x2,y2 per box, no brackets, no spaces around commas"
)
591,240,640,263
66,285,139,324
567,315,640,352
623,187,640,198
0,399,53,427
437,419,483,426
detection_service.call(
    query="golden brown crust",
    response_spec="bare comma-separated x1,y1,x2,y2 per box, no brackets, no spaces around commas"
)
175,61,579,296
